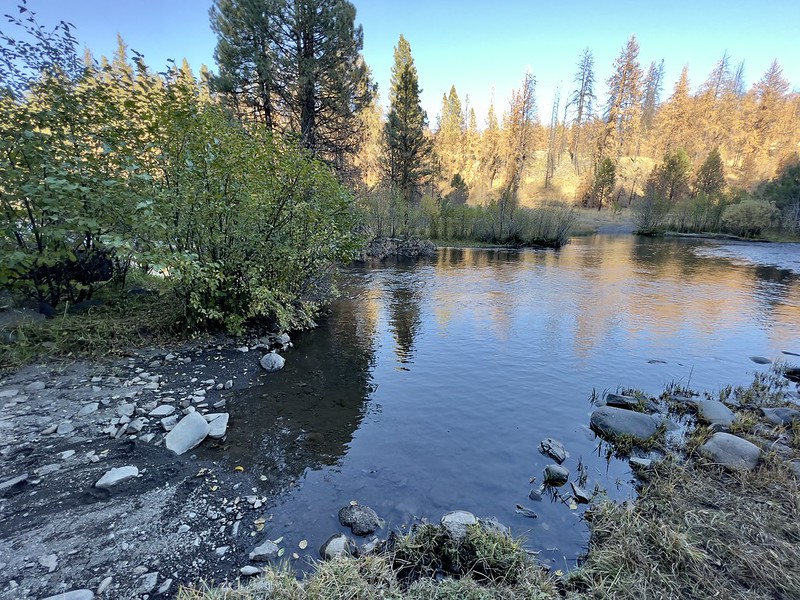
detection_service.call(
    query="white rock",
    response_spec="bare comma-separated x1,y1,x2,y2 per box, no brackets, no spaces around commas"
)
224,379,234,390
39,553,58,572
136,572,158,595
95,466,139,488
149,405,175,417
441,510,478,540
237,346,249,353
76,403,99,417
249,539,279,561
165,412,210,455
41,590,94,600
96,576,112,595
157,578,172,595
0,389,19,398
0,473,28,490
205,413,229,439
240,565,260,576
58,450,76,460
56,421,75,435
259,352,285,372
161,415,179,431
25,381,46,391
117,404,135,417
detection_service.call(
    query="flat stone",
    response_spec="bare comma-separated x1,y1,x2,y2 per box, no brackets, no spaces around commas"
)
161,415,179,431
274,332,290,345
240,565,260,576
570,482,591,504
97,576,112,595
700,432,761,471
539,438,567,463
215,545,229,556
117,403,135,418
695,400,735,428
165,412,210,455
0,472,28,490
0,389,19,398
590,406,659,442
75,403,99,417
137,572,158,595
157,579,172,595
629,457,654,469
224,379,234,390
34,463,61,476
205,413,229,439
249,539,279,561
761,407,800,426
39,553,58,572
338,503,380,536
148,405,175,417
259,351,285,373
126,417,145,433
441,510,477,540
95,466,139,488
25,381,46,391
319,533,354,560
749,356,772,364
58,450,75,460
544,464,569,486
605,393,640,410
41,591,94,600
56,421,75,435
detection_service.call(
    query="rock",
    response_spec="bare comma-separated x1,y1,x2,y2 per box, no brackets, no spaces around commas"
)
237,346,249,353
695,400,735,428
440,510,477,540
161,415,179,431
157,578,172,595
249,539,279,561
570,481,591,504
165,412,210,455
58,450,75,460
56,421,75,435
590,406,659,442
539,438,567,463
96,576,112,595
0,472,28,490
319,534,354,560
149,405,175,417
700,432,761,471
274,332,291,346
338,503,380,536
126,417,146,434
34,463,61,476
117,403,135,418
544,464,569,486
224,379,234,390
41,591,94,600
39,553,58,572
76,403,99,417
137,572,158,595
749,356,772,364
259,352,285,373
25,381,46,391
761,407,800,426
479,517,510,536
205,413,229,439
528,487,543,502
95,466,139,488
0,388,19,398
604,393,641,410
783,367,800,383
215,545,229,556
240,566,260,576
629,457,654,469
790,461,800,479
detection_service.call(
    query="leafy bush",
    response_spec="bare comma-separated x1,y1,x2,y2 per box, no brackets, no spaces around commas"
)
632,195,670,234
721,199,779,238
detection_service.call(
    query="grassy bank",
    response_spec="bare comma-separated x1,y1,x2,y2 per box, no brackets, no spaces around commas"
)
177,369,800,600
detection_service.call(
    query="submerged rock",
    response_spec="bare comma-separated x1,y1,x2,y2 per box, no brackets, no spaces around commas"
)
165,412,210,455
539,438,567,463
700,432,761,471
441,510,478,540
543,464,569,486
249,539,279,561
319,534,354,560
338,503,380,536
590,405,659,442
749,356,772,365
259,351,285,373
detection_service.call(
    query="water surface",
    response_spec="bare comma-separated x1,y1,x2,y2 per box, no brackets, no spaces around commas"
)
224,234,800,569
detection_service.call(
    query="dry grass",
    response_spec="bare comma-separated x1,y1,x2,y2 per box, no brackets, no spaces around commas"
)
568,458,800,599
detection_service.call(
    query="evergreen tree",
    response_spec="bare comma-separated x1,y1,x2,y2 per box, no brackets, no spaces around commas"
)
436,84,465,185
693,148,726,197
599,35,643,160
646,148,692,203
641,59,664,138
384,35,430,208
568,48,596,172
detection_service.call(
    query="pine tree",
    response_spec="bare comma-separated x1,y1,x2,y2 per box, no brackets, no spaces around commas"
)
480,99,502,191
384,35,430,209
568,48,596,172
693,148,726,197
656,66,695,157
641,59,664,139
436,85,465,185
599,35,643,160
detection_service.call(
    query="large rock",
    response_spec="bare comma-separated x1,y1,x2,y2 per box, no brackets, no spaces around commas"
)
95,466,138,488
319,534,354,560
700,432,761,471
440,510,477,540
590,406,659,442
41,591,94,600
695,400,735,428
259,352,285,373
249,539,279,561
205,413,229,439
761,407,800,426
543,464,569,486
165,412,210,455
338,504,380,536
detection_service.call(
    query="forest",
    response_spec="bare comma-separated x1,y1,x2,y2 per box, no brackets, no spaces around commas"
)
1,0,799,335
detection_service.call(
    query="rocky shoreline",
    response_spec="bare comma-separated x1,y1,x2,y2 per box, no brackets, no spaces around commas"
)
0,333,302,599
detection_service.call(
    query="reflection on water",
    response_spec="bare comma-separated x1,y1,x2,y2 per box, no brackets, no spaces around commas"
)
226,235,800,569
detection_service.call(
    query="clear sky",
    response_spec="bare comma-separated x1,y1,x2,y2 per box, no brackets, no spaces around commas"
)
14,0,800,128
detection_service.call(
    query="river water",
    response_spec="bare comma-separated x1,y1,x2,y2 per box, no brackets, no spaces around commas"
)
223,234,800,570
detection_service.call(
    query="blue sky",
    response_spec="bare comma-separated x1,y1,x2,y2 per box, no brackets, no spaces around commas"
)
16,0,800,127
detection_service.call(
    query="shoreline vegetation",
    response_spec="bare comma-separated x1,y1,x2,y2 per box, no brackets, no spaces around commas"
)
174,367,800,600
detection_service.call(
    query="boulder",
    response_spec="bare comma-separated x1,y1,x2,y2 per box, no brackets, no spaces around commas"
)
539,438,567,463
165,412,210,455
319,534,354,560
590,406,659,442
259,352,285,373
761,407,800,426
338,503,380,536
440,510,477,540
205,413,229,439
95,466,139,488
544,464,569,486
695,400,735,428
700,432,761,471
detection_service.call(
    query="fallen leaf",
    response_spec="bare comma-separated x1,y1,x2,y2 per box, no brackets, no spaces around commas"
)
568,499,578,510
277,548,285,557
210,485,219,492
298,539,308,550
555,569,564,577
234,465,244,472
272,536,284,544
259,475,267,481
349,500,358,506
292,553,299,560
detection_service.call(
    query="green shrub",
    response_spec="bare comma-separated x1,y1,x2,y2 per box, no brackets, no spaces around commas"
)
721,199,779,238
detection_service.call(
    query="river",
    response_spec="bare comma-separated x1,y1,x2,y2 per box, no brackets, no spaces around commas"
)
222,234,800,570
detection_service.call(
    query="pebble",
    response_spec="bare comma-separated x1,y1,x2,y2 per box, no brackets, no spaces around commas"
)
34,463,61,476
157,578,172,595
137,572,158,595
96,576,112,595
58,450,76,460
0,389,19,398
39,553,58,572
117,404,135,417
178,524,191,534
240,565,260,576
215,545,229,556
224,379,234,390
25,381,46,391
56,421,75,435
76,403,99,417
